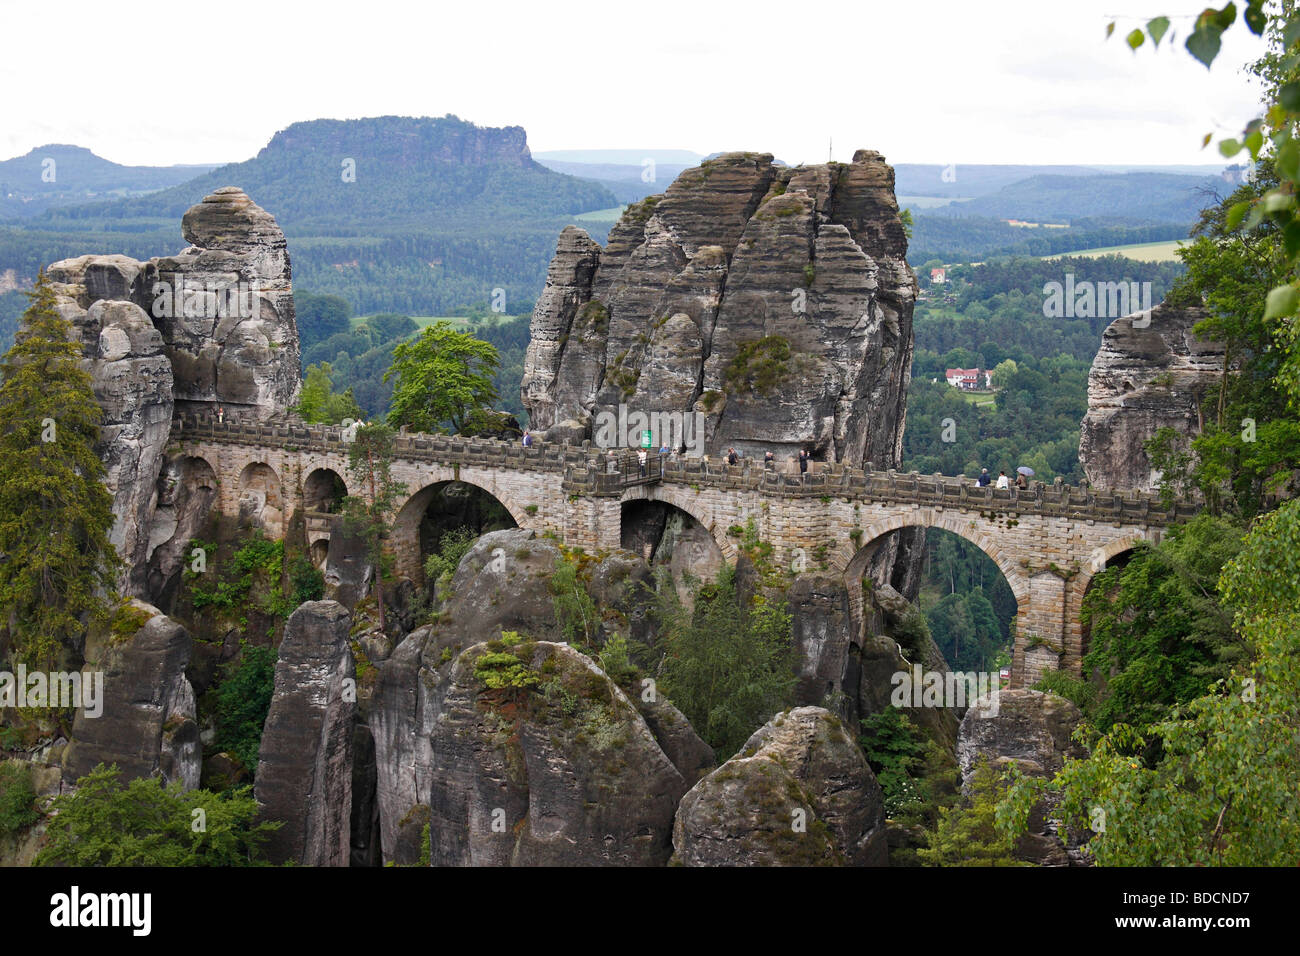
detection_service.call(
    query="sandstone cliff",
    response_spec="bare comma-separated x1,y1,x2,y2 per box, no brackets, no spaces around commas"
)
45,187,300,600
1079,303,1222,491
522,150,916,468
672,706,888,866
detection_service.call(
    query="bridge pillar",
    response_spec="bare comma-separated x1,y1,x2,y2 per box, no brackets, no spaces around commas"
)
563,496,621,553
1010,570,1077,688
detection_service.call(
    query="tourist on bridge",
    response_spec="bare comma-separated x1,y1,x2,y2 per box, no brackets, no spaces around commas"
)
522,429,533,448
637,448,648,477
976,468,990,487
727,447,739,466
1015,471,1028,490
996,470,1009,489
764,450,775,469
799,449,809,477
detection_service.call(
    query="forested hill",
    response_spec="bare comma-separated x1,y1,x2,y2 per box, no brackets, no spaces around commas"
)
4,116,618,315
45,116,615,227
0,144,218,220
923,171,1225,224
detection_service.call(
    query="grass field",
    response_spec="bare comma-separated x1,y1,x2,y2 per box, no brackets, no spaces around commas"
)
573,206,625,222
351,314,470,330
898,195,974,209
1043,239,1186,262
960,389,998,407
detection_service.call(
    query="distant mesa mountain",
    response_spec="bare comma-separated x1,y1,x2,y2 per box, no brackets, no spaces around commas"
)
892,163,1228,202
9,116,621,316
55,115,618,230
921,171,1225,225
0,144,219,219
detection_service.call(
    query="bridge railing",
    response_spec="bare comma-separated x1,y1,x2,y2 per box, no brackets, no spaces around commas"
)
172,413,1199,525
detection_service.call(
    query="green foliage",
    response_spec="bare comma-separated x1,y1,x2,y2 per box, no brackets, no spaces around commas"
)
288,554,324,605
385,321,501,434
905,350,1091,483
35,764,280,866
656,563,797,759
919,759,1028,866
1005,498,1300,866
0,271,121,668
858,709,928,816
341,423,402,629
924,580,1008,674
188,532,289,620
1031,669,1097,713
550,554,600,647
294,290,353,352
0,761,39,836
474,649,540,691
597,633,638,686
1079,514,1246,733
212,645,278,777
423,526,477,597
295,362,363,425
723,336,796,398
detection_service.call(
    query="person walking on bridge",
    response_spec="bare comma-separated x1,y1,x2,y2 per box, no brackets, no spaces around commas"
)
996,470,1009,489
976,468,990,487
799,448,809,479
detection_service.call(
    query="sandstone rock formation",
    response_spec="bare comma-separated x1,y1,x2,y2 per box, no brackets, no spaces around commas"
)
48,187,300,422
522,150,915,469
1079,303,1222,491
423,639,687,866
254,601,356,866
672,706,888,866
957,688,1088,865
371,531,710,865
62,600,200,790
45,188,300,603
45,266,174,596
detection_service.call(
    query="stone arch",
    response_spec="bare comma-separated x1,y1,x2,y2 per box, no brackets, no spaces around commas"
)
1073,529,1162,663
837,511,1030,610
144,454,221,606
309,538,330,568
304,467,348,513
390,479,522,582
1081,531,1158,576
619,484,739,564
838,512,1030,685
237,461,283,537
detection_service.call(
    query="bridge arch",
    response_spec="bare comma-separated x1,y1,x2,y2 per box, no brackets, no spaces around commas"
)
1073,528,1162,664
618,484,740,565
237,461,284,536
304,467,348,513
837,512,1031,609
837,512,1032,686
390,479,523,582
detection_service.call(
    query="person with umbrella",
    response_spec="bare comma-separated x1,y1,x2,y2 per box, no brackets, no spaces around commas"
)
1015,465,1034,490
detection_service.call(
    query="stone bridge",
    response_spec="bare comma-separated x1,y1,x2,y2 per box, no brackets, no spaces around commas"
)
171,414,1199,688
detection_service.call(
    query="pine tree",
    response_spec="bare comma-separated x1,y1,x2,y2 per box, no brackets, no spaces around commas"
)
0,271,120,669
341,423,400,630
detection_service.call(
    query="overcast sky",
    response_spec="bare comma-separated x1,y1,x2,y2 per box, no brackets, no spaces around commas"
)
0,0,1271,168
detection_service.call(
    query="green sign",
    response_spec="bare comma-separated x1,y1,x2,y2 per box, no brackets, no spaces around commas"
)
641,430,653,449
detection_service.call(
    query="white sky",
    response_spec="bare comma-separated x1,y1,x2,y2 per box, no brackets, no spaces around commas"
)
0,0,1271,168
